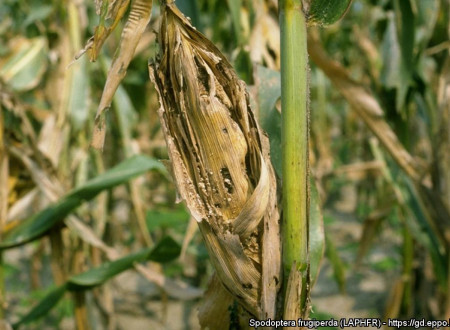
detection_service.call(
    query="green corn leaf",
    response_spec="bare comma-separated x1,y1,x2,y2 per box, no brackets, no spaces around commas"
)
177,0,201,31
145,235,182,263
69,155,164,199
325,231,346,293
13,284,68,328
414,0,440,52
380,15,401,90
307,0,353,26
403,180,447,289
23,5,54,27
1,155,165,249
68,236,180,288
14,237,179,327
226,0,243,45
146,206,190,231
393,0,414,112
395,0,414,69
254,65,282,177
68,56,90,130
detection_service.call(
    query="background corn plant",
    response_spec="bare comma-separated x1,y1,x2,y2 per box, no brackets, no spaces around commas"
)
0,0,449,328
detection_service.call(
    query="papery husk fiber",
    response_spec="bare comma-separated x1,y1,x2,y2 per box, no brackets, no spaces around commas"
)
149,1,281,325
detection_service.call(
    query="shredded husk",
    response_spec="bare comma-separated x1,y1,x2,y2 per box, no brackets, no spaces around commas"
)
149,2,281,324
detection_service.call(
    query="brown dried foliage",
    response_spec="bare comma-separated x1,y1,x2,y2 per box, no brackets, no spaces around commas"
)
91,0,154,150
149,2,281,325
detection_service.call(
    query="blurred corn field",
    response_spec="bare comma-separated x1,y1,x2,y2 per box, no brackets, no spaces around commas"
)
0,0,449,329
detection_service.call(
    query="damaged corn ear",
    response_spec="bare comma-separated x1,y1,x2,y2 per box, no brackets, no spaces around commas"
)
149,1,281,324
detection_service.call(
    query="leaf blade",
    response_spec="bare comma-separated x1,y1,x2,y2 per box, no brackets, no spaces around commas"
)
13,284,67,328
307,0,353,26
68,236,180,288
0,155,165,249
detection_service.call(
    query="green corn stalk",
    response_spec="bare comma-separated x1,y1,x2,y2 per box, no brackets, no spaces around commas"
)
279,0,310,317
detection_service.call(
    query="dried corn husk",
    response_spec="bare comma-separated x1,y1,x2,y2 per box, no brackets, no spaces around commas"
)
149,1,281,323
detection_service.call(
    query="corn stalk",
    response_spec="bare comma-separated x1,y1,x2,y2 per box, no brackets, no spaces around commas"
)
279,0,310,318
149,1,281,326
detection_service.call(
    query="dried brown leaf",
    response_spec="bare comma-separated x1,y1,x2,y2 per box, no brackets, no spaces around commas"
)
282,265,303,328
37,115,64,168
198,275,234,330
383,277,404,322
249,2,280,69
88,0,131,62
308,30,424,184
91,0,153,150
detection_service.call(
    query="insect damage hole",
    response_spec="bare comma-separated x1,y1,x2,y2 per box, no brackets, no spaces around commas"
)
220,167,234,194
194,56,210,94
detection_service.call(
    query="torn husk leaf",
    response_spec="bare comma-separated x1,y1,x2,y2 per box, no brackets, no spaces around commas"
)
149,2,281,321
